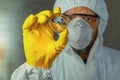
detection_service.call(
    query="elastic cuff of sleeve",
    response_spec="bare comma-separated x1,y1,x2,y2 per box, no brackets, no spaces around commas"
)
24,63,53,80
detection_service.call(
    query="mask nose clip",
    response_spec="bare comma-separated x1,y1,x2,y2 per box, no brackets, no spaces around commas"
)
79,24,83,27
74,18,86,28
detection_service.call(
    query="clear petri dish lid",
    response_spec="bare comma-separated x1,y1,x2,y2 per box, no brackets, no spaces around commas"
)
48,15,67,33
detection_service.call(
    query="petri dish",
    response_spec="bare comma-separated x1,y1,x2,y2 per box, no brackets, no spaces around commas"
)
48,15,67,33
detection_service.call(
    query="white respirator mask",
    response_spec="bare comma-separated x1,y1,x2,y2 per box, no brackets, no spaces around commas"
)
68,18,92,50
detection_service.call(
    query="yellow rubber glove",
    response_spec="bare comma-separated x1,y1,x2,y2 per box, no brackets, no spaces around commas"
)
22,7,68,68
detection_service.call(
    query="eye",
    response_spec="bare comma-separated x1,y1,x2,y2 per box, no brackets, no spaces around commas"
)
84,17,93,22
67,16,73,20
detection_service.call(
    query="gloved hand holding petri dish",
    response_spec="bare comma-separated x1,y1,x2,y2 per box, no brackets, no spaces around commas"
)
22,7,68,68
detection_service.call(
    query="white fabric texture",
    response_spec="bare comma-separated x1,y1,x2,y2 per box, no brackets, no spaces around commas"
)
11,0,120,80
11,63,53,80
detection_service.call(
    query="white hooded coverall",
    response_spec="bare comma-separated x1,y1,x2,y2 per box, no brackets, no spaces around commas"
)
11,0,120,80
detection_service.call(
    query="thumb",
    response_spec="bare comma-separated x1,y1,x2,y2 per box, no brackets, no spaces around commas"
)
53,7,61,17
55,29,68,51
53,7,61,14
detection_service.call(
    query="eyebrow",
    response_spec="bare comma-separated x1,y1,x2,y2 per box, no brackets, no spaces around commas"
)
63,13,99,18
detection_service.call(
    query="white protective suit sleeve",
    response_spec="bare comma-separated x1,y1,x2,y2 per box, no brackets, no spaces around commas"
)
11,63,53,80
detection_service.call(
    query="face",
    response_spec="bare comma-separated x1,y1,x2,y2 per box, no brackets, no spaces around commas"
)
63,6,100,48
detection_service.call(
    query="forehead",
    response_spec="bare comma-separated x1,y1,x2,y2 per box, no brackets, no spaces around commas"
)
64,6,96,15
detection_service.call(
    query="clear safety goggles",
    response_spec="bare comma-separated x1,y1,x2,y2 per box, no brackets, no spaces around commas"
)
63,13,100,25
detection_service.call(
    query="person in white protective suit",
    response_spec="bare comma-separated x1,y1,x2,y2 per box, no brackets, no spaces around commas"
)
11,0,120,80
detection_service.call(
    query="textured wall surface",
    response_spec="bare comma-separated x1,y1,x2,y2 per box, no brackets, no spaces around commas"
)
0,0,119,80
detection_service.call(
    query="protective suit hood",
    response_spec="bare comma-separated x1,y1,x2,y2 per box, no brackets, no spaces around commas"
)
54,0,109,33
53,0,109,63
